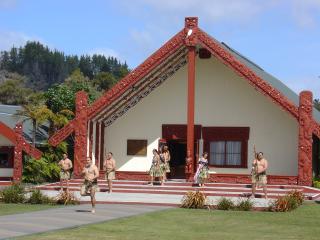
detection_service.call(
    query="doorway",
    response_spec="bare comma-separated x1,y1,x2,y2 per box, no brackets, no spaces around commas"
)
168,140,187,179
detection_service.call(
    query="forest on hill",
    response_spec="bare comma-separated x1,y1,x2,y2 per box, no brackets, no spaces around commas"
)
0,41,129,106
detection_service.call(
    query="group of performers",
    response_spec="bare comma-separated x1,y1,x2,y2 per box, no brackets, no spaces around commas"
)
149,146,171,185
58,152,116,213
58,145,269,214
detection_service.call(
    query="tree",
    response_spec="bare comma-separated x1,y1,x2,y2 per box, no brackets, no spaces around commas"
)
92,71,117,91
16,104,52,147
314,99,320,112
0,72,33,105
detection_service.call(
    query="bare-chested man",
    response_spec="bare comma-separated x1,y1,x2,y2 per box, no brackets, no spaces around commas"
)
251,152,268,199
80,157,99,213
58,153,73,191
103,152,116,193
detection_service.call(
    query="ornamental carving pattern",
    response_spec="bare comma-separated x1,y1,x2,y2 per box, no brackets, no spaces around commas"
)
197,29,299,120
0,122,43,182
184,17,198,46
73,91,88,178
48,119,75,146
87,30,186,119
298,91,313,186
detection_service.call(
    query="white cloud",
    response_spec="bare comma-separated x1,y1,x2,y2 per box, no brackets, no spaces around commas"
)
88,48,120,59
0,31,44,51
0,0,17,9
290,0,320,28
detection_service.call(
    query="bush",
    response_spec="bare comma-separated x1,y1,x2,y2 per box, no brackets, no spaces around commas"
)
27,189,55,204
216,197,235,210
181,191,207,209
23,157,60,184
270,191,304,212
313,180,320,189
56,190,80,205
0,184,26,203
236,198,254,211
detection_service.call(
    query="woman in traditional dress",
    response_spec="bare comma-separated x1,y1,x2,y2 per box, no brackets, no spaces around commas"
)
194,152,209,187
149,149,164,185
162,145,171,181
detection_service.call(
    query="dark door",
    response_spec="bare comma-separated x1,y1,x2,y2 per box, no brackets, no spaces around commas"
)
168,140,187,179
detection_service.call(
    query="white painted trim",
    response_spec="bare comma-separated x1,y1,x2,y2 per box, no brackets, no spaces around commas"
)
92,122,97,164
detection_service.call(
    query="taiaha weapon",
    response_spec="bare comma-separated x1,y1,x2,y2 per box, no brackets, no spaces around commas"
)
251,144,258,176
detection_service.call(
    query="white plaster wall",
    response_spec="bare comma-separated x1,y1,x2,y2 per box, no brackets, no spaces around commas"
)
105,65,188,171
195,56,298,176
0,168,13,177
0,135,14,146
104,56,298,176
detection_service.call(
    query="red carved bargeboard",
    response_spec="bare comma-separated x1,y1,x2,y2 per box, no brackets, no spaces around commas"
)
298,91,313,186
0,121,42,182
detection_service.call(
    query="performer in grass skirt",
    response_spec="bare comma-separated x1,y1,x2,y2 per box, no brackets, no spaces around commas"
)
162,145,171,181
149,149,164,185
194,152,209,187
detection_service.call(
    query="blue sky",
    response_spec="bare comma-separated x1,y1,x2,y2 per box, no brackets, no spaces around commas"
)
0,0,319,98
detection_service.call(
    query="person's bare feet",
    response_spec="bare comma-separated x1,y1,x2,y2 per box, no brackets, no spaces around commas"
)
91,208,95,214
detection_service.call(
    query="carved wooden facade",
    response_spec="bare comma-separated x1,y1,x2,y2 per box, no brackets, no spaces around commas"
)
48,17,320,186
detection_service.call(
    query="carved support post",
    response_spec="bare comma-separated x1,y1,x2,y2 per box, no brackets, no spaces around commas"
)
13,123,23,182
298,91,313,186
184,17,198,181
74,91,88,178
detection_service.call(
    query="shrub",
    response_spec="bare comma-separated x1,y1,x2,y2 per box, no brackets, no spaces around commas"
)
56,190,80,205
288,190,304,205
27,189,55,204
0,184,26,203
313,180,320,189
181,191,207,209
216,197,235,210
236,198,254,211
23,157,60,184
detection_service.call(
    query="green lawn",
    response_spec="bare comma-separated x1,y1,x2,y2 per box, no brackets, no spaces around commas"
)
16,203,320,240
0,203,59,216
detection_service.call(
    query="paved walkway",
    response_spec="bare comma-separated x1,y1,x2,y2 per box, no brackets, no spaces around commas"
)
0,204,171,239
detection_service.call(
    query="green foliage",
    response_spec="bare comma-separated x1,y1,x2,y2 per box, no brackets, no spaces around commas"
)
181,190,207,209
314,99,320,112
0,41,129,91
270,190,304,212
45,69,100,113
0,71,34,105
0,184,26,203
313,180,320,189
55,190,80,205
23,157,60,184
216,197,235,210
236,198,254,211
27,189,56,205
93,71,117,91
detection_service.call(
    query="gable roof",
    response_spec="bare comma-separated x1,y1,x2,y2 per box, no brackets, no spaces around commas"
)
48,17,320,146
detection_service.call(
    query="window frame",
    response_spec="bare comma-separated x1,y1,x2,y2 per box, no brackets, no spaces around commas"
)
203,127,249,168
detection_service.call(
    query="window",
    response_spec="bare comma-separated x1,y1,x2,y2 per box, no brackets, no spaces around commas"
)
210,141,242,166
0,153,9,168
127,140,147,156
203,127,249,168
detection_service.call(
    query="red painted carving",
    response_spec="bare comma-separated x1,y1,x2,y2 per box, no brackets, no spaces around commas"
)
113,171,150,181
73,91,88,178
196,29,299,120
0,121,42,182
184,17,198,46
298,91,313,186
48,119,75,146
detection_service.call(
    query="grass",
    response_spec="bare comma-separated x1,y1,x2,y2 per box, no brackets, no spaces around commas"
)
16,203,320,240
0,203,59,216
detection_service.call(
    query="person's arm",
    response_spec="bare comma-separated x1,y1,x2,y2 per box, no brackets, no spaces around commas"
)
168,152,171,162
113,159,116,171
262,160,268,172
103,159,106,170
